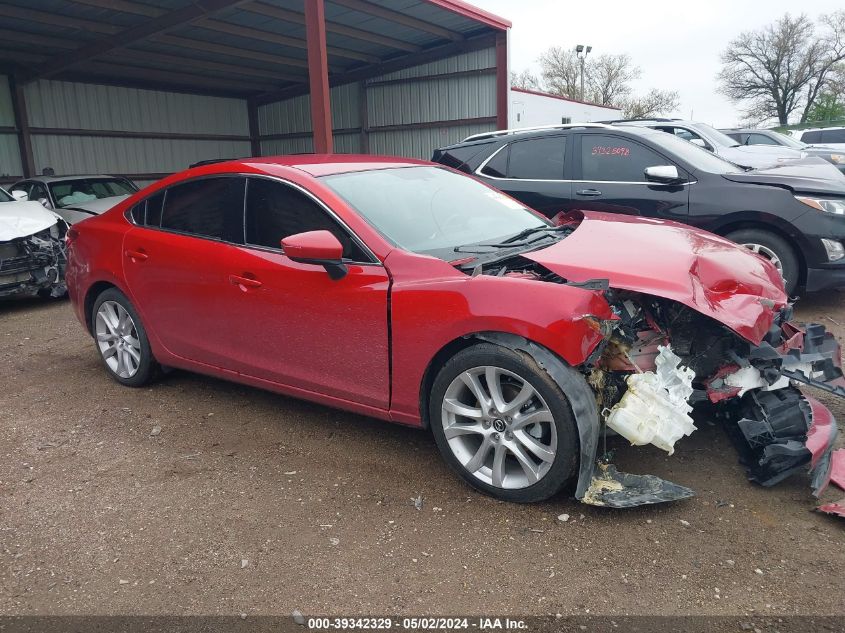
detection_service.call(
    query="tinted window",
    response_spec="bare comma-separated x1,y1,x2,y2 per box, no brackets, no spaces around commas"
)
160,177,244,242
436,143,490,171
507,137,565,179
480,145,509,178
244,178,368,261
822,129,845,143
29,183,50,205
129,202,145,224
581,134,670,182
801,131,823,144
146,191,164,227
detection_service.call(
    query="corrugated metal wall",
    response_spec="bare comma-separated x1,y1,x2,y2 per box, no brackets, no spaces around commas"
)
24,79,250,179
258,48,497,159
0,75,23,181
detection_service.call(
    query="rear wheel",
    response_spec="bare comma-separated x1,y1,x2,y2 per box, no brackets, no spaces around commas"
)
91,288,158,387
725,228,799,295
429,343,580,503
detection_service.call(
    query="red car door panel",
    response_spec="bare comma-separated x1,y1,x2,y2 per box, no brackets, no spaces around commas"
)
220,246,390,408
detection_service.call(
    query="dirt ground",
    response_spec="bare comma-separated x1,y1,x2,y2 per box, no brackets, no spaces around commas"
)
1,293,844,618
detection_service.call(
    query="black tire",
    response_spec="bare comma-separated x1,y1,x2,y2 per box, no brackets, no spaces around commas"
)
725,228,799,295
429,343,580,503
90,287,158,387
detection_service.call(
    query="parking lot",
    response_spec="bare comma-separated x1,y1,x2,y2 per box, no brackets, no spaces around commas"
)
2,294,844,618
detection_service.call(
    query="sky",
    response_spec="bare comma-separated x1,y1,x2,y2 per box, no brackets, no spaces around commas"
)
471,0,842,127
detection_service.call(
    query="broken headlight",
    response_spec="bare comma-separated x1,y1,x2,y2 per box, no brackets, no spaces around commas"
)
796,196,845,215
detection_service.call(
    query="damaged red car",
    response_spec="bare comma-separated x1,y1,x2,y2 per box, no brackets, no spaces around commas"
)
65,156,845,513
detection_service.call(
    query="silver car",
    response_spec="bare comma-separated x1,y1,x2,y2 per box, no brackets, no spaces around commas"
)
609,119,807,169
10,175,138,225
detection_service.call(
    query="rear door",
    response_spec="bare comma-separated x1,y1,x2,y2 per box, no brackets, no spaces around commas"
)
570,131,690,221
122,176,249,369
476,135,572,218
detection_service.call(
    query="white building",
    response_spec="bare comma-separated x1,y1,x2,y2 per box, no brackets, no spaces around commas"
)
509,87,621,128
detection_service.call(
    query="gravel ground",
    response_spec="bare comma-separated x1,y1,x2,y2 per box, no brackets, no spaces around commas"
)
1,294,844,618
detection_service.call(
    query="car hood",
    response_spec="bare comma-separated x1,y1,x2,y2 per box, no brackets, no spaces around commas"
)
720,144,804,168
525,211,787,344
63,194,129,215
721,158,845,194
0,201,60,241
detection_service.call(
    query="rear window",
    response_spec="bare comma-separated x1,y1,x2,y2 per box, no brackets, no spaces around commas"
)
822,129,845,143
801,130,823,144
507,137,565,180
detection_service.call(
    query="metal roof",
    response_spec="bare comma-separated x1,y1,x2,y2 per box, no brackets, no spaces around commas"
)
0,0,509,100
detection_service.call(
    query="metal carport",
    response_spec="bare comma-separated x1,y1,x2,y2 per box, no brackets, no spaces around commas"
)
0,0,510,185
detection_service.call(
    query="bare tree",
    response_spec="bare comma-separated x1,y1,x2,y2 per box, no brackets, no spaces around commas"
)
510,69,542,91
586,54,641,105
621,89,681,119
718,11,845,125
538,47,581,99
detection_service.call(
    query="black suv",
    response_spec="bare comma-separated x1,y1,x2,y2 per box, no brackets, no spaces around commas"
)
433,123,845,295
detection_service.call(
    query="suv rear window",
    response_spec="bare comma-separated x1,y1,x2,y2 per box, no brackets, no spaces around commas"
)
160,177,245,242
480,137,565,180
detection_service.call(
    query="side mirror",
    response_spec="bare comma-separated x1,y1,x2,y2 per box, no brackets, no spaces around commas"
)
281,230,347,280
10,190,28,201
644,165,684,185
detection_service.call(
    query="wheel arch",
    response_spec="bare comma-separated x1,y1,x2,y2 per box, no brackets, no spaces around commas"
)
418,330,602,502
709,215,808,286
84,280,119,335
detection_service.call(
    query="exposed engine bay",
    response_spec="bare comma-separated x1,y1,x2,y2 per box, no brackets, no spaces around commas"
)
471,253,845,516
0,224,67,299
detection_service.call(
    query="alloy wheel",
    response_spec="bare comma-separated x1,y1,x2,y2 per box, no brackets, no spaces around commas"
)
95,300,142,379
440,366,557,489
742,242,785,279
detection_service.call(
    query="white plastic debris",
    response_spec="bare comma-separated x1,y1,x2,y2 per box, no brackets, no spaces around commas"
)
604,345,696,454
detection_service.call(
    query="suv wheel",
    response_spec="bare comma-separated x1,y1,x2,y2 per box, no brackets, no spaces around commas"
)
726,228,799,295
429,343,579,503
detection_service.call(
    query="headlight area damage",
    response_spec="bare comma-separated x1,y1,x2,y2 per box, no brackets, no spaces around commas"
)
471,211,845,514
0,225,68,299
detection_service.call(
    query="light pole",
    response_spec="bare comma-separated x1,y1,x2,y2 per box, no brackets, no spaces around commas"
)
575,44,592,101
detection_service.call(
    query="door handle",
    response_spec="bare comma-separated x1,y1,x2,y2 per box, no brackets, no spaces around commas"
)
229,274,263,290
125,249,148,262
576,189,603,197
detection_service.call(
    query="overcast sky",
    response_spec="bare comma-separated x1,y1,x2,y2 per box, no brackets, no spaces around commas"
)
472,0,842,127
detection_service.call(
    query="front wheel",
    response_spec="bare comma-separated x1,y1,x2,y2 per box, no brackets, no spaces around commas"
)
429,343,580,503
725,228,799,295
91,288,158,387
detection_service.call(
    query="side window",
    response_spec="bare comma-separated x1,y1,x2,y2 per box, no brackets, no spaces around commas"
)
129,201,145,224
801,130,822,144
507,137,565,180
30,183,50,205
160,177,244,242
823,129,845,143
437,143,489,172
580,134,670,182
146,191,164,227
244,178,369,262
480,145,509,178
747,133,779,146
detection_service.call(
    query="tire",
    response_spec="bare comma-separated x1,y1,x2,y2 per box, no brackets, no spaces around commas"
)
429,343,580,503
91,288,158,387
725,228,799,295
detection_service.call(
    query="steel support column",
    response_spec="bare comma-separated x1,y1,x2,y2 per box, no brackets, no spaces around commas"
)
9,75,34,178
247,99,261,157
305,0,333,154
495,30,509,131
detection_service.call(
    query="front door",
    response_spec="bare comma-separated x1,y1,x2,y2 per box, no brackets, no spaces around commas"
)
221,177,390,409
571,132,690,222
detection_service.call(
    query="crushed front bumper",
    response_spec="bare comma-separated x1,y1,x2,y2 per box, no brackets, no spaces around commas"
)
0,227,67,299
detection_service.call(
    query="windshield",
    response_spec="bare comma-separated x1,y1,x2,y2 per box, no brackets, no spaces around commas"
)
49,178,136,208
695,123,742,148
321,166,549,260
0,187,13,203
771,131,806,149
648,132,742,174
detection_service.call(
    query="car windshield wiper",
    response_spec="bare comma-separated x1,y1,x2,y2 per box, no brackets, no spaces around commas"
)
454,226,567,253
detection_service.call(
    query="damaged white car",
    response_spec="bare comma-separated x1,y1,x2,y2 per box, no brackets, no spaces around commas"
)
0,186,67,299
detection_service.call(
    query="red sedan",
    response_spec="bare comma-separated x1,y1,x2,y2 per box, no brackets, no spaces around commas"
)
65,156,845,512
